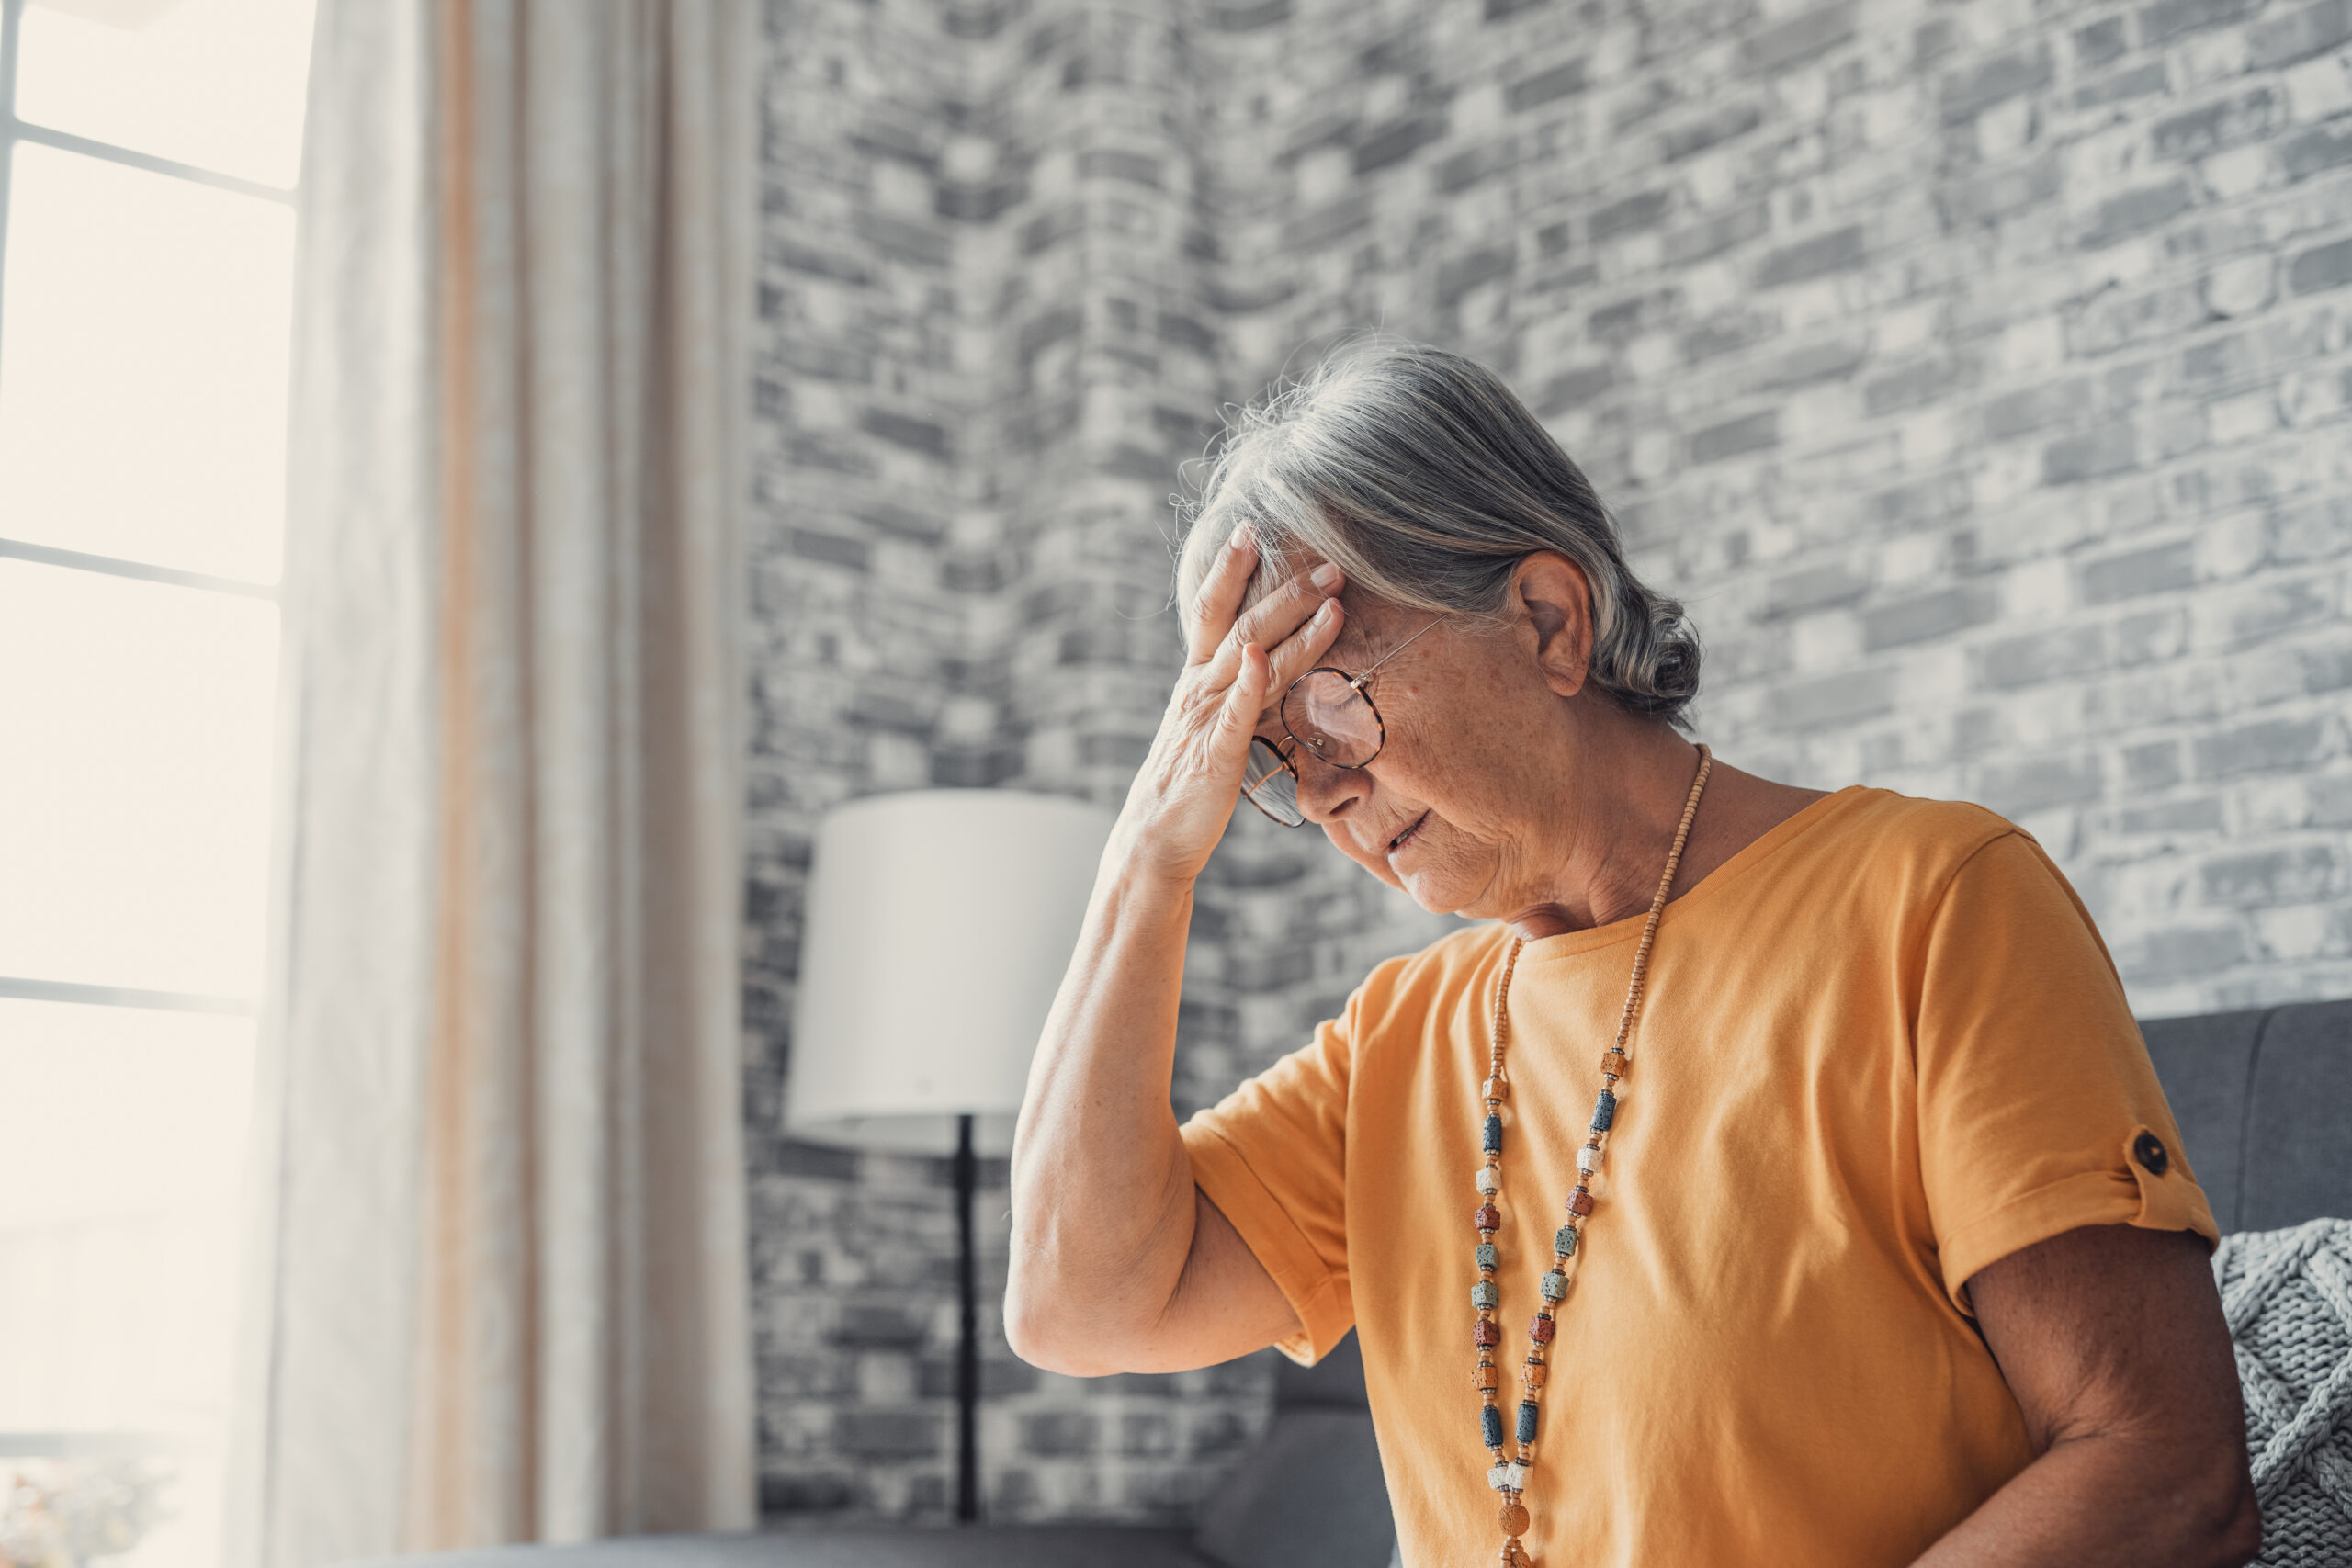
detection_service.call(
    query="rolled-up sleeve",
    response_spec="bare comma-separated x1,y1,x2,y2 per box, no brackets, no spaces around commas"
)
1180,960,1404,1365
1910,831,2218,1313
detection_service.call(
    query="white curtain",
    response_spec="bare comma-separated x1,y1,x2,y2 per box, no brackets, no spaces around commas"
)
226,3,759,1562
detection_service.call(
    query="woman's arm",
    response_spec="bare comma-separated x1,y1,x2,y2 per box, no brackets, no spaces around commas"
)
1917,1224,2260,1568
1004,527,1341,1376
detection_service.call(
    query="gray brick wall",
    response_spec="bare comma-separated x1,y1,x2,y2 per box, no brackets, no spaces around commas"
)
746,0,2352,1527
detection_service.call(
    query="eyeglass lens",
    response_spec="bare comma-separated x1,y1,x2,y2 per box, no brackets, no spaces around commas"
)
1242,738,1304,826
1282,671,1384,768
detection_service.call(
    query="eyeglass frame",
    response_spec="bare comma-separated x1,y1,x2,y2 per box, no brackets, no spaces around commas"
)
1242,615,1445,827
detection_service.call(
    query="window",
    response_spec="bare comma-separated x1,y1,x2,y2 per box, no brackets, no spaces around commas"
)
0,0,313,1563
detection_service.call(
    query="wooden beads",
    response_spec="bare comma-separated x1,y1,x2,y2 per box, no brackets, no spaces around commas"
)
1464,745,1713,1568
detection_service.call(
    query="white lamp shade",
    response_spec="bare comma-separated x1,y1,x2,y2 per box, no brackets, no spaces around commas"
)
786,789,1114,1156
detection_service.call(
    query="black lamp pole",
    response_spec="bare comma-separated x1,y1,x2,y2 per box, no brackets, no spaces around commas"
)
954,1111,980,1523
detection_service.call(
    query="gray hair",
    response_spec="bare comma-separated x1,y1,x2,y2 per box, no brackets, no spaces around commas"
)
1175,339,1701,730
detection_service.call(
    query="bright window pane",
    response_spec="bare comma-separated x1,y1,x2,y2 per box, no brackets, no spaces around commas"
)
0,144,294,584
0,998,254,1568
16,0,318,189
0,561,278,998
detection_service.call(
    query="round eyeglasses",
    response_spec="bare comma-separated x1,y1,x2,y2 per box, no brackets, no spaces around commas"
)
1240,617,1442,828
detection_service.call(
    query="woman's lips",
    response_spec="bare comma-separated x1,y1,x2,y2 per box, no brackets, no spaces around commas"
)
1386,810,1431,860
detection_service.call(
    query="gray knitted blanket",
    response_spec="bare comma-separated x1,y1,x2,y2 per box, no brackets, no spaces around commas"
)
2215,1218,2352,1566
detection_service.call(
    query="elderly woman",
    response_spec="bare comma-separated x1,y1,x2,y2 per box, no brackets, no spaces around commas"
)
1005,342,2257,1568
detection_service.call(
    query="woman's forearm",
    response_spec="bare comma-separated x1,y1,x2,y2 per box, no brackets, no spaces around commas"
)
1004,848,1203,1372
1911,1430,2259,1568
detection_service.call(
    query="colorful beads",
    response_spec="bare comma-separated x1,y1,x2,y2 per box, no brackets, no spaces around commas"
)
1481,1405,1504,1448
1528,1314,1555,1344
1476,1363,1500,1390
1476,1243,1498,1269
1476,1166,1500,1194
1540,1270,1568,1302
1566,1190,1595,1216
1472,1280,1499,1309
1487,1461,1530,1493
1475,1204,1501,1231
1576,1144,1600,1173
1473,1320,1502,1347
1590,1091,1617,1132
1482,1113,1504,1153
1554,1224,1579,1257
1484,1076,1508,1102
1516,1400,1539,1443
1498,1503,1530,1537
1601,1050,1629,1078
1521,1359,1548,1388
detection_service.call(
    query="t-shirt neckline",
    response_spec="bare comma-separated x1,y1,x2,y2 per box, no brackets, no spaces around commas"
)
1511,783,1871,964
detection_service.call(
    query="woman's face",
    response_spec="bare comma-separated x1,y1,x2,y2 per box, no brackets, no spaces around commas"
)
1251,574,1594,921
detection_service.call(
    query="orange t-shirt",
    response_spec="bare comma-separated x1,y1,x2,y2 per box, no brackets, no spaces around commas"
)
1180,786,2215,1568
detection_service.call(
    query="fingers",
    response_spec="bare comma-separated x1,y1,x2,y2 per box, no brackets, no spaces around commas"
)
1215,641,1272,752
1186,525,1260,666
1207,559,1345,682
1264,595,1344,693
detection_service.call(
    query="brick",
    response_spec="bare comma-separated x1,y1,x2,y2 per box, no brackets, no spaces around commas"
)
1021,1412,1100,1458
1690,409,1780,462
1355,114,1450,174
1763,561,1872,618
2080,179,2198,250
1757,226,1866,287
862,408,951,457
1939,46,2053,123
1984,379,2090,441
1862,583,2001,651
2082,540,2196,603
1863,356,1966,417
2247,0,2352,68
1508,59,1589,111
1978,753,2106,814
2138,0,2265,48
1741,4,1857,73
1438,245,1518,303
1534,364,1616,414
2282,122,2352,182
791,530,874,571
1771,668,1896,728
1661,102,1766,161
835,1410,940,1458
1981,626,2106,689
2200,844,2346,905
2151,88,2279,161
1750,337,1866,389
2074,17,2129,68
2121,923,2250,979
2124,740,2186,792
1663,201,1771,265
2075,61,2172,109
2192,716,2330,776
2287,235,2352,294
1683,310,1785,362
1590,188,1673,242
2042,423,2141,487
2116,796,2227,833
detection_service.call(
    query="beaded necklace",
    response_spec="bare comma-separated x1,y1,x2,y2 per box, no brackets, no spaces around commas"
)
1472,744,1712,1567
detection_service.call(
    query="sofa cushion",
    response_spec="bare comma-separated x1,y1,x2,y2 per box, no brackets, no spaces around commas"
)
2240,1002,2352,1234
2141,1007,2264,1231
335,1526,1215,1568
2212,1219,2352,1564
1190,1409,1393,1568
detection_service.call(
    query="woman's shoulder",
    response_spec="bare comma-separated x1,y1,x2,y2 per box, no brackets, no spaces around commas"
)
1804,784,2027,868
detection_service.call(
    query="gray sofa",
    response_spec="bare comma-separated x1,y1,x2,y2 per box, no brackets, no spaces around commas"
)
346,998,2352,1568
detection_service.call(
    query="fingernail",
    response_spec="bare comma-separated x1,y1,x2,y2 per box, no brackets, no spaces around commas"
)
1229,525,1255,552
1314,599,1336,622
1311,563,1341,591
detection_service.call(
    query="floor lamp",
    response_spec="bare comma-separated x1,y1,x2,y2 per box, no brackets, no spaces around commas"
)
786,788,1114,1522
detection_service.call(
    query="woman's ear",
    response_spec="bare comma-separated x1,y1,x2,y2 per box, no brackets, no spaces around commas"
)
1512,553,1595,699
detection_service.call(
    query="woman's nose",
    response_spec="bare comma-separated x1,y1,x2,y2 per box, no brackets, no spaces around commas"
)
1292,752,1365,823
